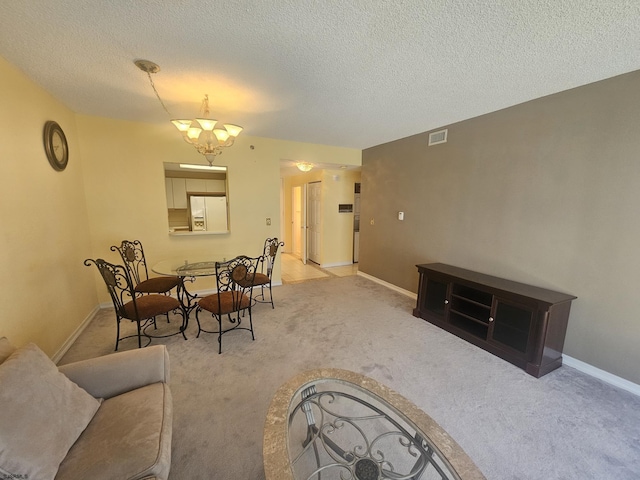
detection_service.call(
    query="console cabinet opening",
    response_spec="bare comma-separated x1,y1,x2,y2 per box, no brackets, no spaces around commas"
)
492,301,533,353
422,279,448,317
413,263,576,378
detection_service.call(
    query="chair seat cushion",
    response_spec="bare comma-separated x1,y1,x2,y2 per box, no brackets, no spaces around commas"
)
55,382,172,480
122,295,180,320
135,276,181,294
198,291,251,315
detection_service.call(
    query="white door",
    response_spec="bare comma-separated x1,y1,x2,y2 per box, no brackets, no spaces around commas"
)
292,186,302,259
292,185,308,264
302,183,307,264
307,181,321,264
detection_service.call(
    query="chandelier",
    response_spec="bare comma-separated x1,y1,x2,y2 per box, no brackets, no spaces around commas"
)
135,59,243,165
171,95,243,165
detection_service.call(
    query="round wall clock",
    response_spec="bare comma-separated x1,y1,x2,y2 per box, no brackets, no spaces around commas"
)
43,121,69,171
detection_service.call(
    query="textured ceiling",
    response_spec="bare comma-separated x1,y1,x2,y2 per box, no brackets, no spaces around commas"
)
1,1,639,150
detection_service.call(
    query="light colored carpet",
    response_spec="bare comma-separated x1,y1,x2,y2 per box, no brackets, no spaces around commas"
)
60,275,640,479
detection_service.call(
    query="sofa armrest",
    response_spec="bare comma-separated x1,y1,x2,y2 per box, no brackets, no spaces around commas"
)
58,345,170,399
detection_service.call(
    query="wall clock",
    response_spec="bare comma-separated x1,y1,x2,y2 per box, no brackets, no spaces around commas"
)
43,121,69,171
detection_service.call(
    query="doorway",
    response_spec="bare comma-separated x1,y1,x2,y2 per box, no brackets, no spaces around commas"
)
289,181,320,266
282,175,360,283
291,181,321,264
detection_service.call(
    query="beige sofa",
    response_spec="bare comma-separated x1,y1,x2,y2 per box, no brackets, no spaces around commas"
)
0,338,173,480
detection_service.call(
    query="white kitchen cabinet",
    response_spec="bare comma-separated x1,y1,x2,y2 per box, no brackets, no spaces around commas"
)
165,178,187,209
185,179,224,193
205,179,226,193
185,178,207,193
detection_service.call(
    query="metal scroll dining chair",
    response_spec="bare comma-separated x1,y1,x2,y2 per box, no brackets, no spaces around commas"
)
111,240,182,322
251,237,284,308
195,255,258,354
111,240,182,295
84,258,187,350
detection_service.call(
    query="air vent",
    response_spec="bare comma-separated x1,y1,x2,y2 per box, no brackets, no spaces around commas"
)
428,129,448,146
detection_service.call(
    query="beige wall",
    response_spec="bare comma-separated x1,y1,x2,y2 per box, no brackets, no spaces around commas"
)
360,69,640,384
282,168,361,266
0,57,97,357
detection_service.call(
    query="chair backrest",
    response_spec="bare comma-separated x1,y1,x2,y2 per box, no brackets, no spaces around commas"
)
84,258,138,319
110,240,149,286
260,238,284,277
215,255,258,309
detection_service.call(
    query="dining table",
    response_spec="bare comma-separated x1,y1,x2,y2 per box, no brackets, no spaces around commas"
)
152,256,230,327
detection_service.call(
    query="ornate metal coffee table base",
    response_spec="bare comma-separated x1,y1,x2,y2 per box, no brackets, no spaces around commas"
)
264,369,486,480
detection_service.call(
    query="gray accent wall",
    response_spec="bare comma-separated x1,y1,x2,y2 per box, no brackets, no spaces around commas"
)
360,69,640,384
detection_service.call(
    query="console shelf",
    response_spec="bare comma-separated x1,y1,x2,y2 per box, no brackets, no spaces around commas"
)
413,263,577,377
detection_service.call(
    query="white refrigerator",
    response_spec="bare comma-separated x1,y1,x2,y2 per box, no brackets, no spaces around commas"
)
190,196,228,232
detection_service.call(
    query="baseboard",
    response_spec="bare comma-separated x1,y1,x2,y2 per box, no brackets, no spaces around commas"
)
53,305,101,364
356,271,417,300
320,261,353,268
562,355,640,397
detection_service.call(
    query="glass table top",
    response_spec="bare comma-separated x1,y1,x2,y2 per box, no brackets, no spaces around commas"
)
151,256,230,277
288,382,456,479
264,369,486,480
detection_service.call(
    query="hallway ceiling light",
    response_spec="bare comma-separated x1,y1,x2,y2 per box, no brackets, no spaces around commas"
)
296,162,313,172
135,59,243,166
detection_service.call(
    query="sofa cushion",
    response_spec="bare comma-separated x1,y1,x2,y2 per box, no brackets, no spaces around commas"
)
55,382,173,480
0,343,101,480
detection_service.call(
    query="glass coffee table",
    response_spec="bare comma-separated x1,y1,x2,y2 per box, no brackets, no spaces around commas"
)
264,369,486,480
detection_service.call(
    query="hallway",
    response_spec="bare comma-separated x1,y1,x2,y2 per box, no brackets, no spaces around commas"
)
280,253,358,284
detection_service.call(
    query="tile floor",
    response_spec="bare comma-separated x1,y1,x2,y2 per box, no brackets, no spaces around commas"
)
280,253,358,283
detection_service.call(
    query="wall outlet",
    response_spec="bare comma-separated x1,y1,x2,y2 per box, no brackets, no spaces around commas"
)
266,217,271,226
370,218,375,225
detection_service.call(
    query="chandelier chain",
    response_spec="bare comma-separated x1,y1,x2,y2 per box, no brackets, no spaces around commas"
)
201,95,210,117
145,71,173,118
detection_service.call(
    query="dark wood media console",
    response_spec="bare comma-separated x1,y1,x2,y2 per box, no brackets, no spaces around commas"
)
413,263,576,377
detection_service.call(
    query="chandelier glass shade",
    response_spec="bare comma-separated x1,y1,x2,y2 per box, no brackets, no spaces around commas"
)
171,95,243,164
